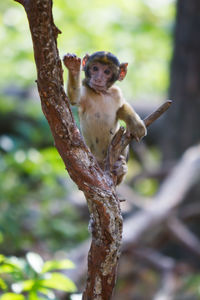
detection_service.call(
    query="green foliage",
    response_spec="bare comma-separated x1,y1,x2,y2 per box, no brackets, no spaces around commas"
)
173,274,200,299
0,252,76,300
0,141,88,253
0,0,175,99
0,93,88,254
1,294,25,300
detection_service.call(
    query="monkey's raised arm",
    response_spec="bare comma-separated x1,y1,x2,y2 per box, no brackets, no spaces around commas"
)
117,103,147,141
63,54,81,105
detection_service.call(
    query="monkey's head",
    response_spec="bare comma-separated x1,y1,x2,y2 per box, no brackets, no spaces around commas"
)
82,51,128,92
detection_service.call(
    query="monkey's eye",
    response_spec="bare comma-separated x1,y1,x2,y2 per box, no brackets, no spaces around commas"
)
104,69,111,75
92,66,98,72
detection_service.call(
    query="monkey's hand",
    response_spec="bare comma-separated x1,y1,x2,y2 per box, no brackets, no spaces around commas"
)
128,118,147,142
112,155,128,185
63,53,81,75
117,103,147,142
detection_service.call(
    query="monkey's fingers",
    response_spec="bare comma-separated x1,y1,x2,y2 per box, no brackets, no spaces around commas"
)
64,53,76,58
63,53,80,61
63,54,81,71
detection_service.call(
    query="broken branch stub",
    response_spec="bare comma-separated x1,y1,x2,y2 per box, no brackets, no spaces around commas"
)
144,100,172,127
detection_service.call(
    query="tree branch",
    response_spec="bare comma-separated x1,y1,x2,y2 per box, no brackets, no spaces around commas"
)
133,247,175,272
106,100,172,183
123,145,200,246
144,100,172,127
153,271,176,300
167,217,200,258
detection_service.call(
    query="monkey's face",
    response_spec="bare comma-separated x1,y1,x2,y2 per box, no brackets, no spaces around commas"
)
88,62,115,92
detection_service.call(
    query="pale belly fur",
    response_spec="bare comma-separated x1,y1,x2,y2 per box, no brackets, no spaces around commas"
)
79,105,119,162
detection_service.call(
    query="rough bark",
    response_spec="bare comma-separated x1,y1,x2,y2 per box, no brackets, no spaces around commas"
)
161,0,200,160
15,1,122,299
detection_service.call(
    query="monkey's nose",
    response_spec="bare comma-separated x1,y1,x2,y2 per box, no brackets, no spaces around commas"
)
94,78,102,84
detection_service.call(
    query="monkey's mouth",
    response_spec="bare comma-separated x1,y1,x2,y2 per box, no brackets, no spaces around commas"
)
91,83,106,91
92,82,104,87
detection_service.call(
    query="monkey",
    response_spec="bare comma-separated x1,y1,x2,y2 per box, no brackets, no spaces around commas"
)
63,51,146,184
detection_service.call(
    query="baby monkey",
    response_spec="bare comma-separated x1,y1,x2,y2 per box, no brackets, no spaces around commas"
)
63,51,146,184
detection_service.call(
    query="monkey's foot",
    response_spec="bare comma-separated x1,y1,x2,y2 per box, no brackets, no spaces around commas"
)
112,155,128,185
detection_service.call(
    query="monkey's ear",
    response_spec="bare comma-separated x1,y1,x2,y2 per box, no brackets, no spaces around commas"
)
82,54,90,69
118,63,128,81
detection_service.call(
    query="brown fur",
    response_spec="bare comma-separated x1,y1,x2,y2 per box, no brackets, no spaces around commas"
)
63,52,146,184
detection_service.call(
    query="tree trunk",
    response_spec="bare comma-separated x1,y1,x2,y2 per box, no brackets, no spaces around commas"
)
14,1,123,299
161,0,200,160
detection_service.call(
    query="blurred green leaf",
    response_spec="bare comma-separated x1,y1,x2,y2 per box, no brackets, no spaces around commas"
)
42,259,74,273
41,272,76,292
28,291,48,300
134,178,158,196
28,292,38,300
37,287,55,298
0,278,7,290
0,254,5,263
0,262,21,274
26,252,44,273
12,279,35,293
0,293,25,300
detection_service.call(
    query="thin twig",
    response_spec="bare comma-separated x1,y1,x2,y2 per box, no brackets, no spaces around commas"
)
133,247,175,272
